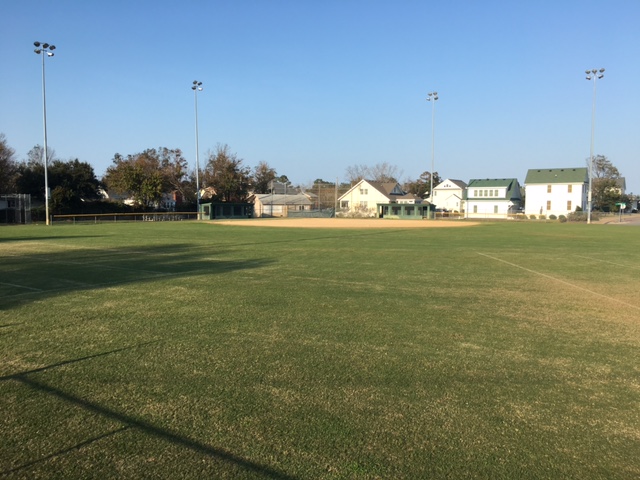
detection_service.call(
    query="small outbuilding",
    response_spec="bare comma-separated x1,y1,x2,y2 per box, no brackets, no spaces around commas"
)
253,194,313,217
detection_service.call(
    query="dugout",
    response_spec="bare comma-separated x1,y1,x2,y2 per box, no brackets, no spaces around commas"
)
376,202,433,219
199,202,253,220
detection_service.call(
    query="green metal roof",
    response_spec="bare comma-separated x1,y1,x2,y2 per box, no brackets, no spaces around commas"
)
467,178,522,201
467,178,518,188
524,167,588,184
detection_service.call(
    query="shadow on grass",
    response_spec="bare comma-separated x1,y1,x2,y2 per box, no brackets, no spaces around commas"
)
0,235,106,244
1,343,298,479
1,426,132,476
0,242,274,311
0,340,162,381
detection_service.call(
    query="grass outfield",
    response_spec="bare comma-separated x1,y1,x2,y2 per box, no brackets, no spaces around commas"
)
1,221,639,479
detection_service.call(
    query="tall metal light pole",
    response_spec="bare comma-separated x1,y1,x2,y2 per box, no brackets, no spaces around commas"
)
585,68,604,224
426,91,438,219
192,80,203,220
34,41,56,225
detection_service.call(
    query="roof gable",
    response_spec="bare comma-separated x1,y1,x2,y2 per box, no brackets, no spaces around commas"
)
435,178,467,190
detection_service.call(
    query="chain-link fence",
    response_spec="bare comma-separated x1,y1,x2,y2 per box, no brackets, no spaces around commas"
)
0,194,32,224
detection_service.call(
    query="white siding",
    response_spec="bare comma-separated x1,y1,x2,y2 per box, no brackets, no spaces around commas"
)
430,179,467,212
524,183,586,216
466,200,514,218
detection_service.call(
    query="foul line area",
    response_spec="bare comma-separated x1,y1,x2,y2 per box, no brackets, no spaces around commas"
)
477,252,640,312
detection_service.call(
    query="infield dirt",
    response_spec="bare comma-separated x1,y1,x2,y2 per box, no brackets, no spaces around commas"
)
211,217,479,228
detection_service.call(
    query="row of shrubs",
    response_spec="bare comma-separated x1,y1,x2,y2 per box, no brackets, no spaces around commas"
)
521,211,600,222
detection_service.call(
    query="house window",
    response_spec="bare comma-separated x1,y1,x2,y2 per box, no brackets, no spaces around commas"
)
474,190,478,196
546,200,551,211
494,205,498,214
489,190,493,197
547,184,552,193
360,201,368,208
567,200,572,211
494,190,499,197
484,190,488,196
341,201,349,208
568,184,572,193
473,205,478,213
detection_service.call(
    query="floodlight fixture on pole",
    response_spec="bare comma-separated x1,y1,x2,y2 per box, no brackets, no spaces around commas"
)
192,80,203,219
585,68,604,224
426,91,438,219
34,41,56,225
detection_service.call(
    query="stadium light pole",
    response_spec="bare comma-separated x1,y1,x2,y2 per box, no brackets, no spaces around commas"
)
585,68,604,224
426,91,438,219
192,80,203,220
34,41,56,225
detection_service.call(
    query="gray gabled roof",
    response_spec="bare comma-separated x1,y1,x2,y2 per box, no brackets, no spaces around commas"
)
368,181,420,202
524,167,588,184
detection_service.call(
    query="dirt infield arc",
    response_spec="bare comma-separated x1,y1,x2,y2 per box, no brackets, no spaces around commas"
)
211,218,479,228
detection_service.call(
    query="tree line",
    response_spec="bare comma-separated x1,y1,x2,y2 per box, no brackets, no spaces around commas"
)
1,133,445,215
3,132,631,215
1,136,283,215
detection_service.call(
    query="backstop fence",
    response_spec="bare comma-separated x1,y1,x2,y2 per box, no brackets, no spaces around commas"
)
287,208,335,219
0,194,32,224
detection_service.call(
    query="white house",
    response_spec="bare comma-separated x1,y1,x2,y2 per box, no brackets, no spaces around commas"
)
338,179,421,217
466,178,522,218
524,168,587,217
429,179,467,212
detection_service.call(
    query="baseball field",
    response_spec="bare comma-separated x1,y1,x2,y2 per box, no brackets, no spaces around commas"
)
1,218,638,478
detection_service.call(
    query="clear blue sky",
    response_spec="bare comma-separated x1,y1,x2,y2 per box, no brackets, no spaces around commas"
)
2,0,639,192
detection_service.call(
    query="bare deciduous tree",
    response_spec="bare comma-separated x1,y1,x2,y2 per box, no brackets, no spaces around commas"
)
202,144,251,202
345,162,402,184
252,161,277,194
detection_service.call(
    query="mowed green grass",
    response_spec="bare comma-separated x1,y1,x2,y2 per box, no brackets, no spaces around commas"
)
1,220,639,479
